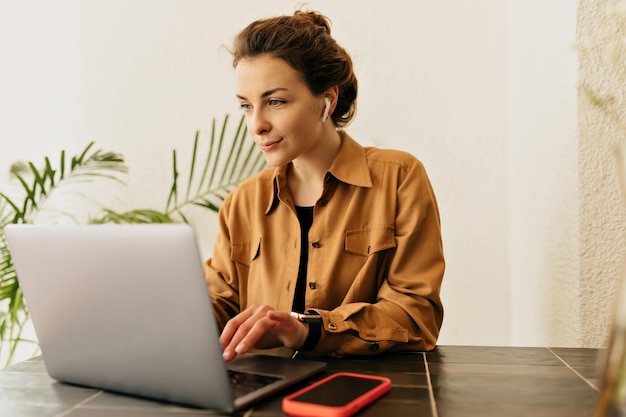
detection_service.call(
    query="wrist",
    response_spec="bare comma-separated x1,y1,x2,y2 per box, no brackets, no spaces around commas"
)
291,312,322,351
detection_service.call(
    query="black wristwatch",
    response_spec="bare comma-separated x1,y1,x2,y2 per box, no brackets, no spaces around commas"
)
290,311,322,351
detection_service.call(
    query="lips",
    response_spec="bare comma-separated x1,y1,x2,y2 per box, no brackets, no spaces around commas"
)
258,138,283,152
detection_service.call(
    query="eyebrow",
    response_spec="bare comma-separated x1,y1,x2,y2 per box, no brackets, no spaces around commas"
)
236,87,288,101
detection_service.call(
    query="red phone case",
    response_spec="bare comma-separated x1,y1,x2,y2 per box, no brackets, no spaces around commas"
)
282,372,391,417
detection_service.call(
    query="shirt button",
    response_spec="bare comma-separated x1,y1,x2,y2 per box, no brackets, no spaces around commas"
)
328,323,337,330
369,343,380,352
318,200,327,207
312,241,320,248
308,282,316,289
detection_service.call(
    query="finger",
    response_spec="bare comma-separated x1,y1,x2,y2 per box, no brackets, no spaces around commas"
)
220,305,258,349
223,316,278,362
266,310,297,326
222,306,275,361
233,317,279,355
266,311,308,349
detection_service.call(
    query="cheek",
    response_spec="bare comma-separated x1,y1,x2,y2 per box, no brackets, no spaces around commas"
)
284,107,320,132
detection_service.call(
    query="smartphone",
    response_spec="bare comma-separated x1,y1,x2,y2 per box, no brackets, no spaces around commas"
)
282,372,391,417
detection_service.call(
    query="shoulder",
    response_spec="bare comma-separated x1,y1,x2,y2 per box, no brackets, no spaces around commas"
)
236,165,275,190
363,146,425,173
228,166,274,199
335,132,431,188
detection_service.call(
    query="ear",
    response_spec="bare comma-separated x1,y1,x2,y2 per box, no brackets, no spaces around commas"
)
321,86,339,123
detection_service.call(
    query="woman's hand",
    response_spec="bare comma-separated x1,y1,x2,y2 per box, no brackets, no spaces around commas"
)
220,305,309,362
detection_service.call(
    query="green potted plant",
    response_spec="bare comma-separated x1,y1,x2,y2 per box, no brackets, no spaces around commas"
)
0,114,265,367
0,143,128,366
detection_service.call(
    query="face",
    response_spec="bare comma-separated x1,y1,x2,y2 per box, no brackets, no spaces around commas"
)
235,55,326,167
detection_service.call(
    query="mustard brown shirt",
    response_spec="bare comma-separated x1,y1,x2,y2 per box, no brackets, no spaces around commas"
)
204,131,445,356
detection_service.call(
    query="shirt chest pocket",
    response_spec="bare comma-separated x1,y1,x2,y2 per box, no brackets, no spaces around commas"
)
230,237,261,266
345,225,396,256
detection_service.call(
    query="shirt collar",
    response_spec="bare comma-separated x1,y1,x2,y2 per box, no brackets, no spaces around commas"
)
265,131,373,214
328,131,373,188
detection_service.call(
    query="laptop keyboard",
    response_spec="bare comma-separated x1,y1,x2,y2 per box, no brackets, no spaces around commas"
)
227,369,282,399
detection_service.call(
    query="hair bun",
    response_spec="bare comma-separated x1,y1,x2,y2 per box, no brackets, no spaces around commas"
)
294,10,331,34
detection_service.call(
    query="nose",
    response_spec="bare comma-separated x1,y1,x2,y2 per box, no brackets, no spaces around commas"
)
249,109,271,136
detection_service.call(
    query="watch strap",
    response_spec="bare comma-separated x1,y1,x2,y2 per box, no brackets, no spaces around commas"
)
300,316,322,351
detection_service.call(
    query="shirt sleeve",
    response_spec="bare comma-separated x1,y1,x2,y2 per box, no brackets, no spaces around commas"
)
203,194,241,330
310,159,445,356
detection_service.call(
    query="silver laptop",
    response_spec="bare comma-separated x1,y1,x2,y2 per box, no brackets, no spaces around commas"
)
4,224,326,412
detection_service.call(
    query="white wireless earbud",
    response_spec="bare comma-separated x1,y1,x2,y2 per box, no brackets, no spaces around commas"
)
322,98,331,122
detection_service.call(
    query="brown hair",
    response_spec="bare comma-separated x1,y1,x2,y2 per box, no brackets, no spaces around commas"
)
231,10,358,127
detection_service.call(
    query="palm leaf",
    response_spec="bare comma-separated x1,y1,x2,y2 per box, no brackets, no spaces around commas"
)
106,113,267,224
0,220,31,367
2,143,127,225
166,113,267,217
91,209,174,224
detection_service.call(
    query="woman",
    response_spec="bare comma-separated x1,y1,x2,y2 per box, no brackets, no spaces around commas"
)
205,10,444,361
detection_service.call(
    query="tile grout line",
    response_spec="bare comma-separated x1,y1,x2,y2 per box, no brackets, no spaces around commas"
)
52,391,104,417
423,352,439,417
547,347,599,392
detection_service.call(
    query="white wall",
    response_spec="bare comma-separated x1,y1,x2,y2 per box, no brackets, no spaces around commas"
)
0,0,586,349
508,3,580,346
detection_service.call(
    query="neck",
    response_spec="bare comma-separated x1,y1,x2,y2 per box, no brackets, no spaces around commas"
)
288,129,342,206
291,129,341,181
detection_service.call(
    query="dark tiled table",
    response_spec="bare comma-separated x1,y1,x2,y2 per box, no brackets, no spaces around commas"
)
0,346,602,417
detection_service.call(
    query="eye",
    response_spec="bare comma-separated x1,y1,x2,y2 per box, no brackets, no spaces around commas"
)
239,103,252,112
268,99,286,107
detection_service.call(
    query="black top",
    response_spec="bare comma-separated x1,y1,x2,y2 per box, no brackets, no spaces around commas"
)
292,206,314,313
